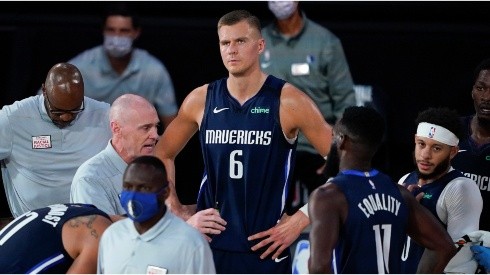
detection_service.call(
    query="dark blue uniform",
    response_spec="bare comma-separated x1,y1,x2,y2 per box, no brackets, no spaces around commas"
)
399,170,462,273
452,115,490,231
0,203,109,274
197,75,295,273
333,169,409,274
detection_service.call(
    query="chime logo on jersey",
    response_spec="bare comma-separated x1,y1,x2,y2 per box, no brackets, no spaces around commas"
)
32,135,52,149
250,107,269,114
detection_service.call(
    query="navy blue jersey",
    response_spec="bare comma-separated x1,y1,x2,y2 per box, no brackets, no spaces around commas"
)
399,170,462,273
0,203,109,274
198,75,296,254
452,115,490,230
333,169,409,274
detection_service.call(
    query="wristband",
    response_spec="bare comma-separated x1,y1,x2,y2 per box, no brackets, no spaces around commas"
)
299,203,309,218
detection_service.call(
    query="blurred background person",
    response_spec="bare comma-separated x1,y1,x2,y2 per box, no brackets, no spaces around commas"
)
261,0,355,214
65,2,178,132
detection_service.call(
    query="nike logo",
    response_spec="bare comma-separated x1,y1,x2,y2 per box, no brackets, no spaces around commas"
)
274,256,288,263
458,149,467,153
213,107,229,114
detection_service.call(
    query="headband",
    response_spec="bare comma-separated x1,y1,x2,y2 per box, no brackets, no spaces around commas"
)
416,122,459,146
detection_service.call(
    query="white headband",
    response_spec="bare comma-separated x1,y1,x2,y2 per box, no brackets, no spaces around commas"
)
416,122,459,146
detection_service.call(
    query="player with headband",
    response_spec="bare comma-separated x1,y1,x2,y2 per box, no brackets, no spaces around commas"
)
398,107,482,273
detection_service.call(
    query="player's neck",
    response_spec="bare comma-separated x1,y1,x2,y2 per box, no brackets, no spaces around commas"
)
339,158,372,173
227,72,267,105
471,115,490,146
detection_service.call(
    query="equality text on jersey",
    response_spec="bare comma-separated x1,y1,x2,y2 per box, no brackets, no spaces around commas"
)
358,193,402,218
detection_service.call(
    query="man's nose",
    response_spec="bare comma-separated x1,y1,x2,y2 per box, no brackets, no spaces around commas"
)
59,112,75,121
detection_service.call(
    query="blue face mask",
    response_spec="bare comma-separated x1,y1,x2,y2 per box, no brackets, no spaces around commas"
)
120,188,165,223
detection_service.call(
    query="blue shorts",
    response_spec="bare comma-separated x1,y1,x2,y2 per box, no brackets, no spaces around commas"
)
212,248,291,274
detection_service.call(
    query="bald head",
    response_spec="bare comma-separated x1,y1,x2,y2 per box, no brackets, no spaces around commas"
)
110,94,157,123
42,63,85,128
44,63,84,98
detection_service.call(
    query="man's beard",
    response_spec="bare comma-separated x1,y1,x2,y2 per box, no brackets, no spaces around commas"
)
415,155,451,181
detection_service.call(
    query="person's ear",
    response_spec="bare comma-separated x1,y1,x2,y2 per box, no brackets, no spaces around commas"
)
449,145,459,160
110,121,120,134
258,38,265,54
161,186,170,200
337,134,346,150
133,27,141,40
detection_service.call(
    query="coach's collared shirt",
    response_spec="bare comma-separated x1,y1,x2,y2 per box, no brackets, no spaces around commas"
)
0,95,111,217
70,140,127,216
98,211,216,274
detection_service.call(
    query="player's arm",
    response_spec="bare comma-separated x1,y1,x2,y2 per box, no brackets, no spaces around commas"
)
398,185,456,273
155,85,207,221
442,178,482,273
280,83,333,158
159,113,177,132
248,85,333,258
444,178,482,240
308,183,345,273
63,214,112,274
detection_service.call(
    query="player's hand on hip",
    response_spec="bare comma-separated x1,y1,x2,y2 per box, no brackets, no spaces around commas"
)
248,212,306,260
187,208,226,242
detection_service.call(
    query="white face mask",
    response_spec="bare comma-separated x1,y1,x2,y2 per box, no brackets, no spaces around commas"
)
268,1,298,20
103,35,133,58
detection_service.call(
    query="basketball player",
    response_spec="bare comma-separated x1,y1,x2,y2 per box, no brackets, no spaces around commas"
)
155,9,332,273
0,203,112,273
399,107,482,273
308,106,456,273
452,58,490,232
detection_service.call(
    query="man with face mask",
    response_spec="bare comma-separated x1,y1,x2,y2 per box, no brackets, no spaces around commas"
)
398,107,482,273
260,1,356,216
97,155,215,274
64,2,178,131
